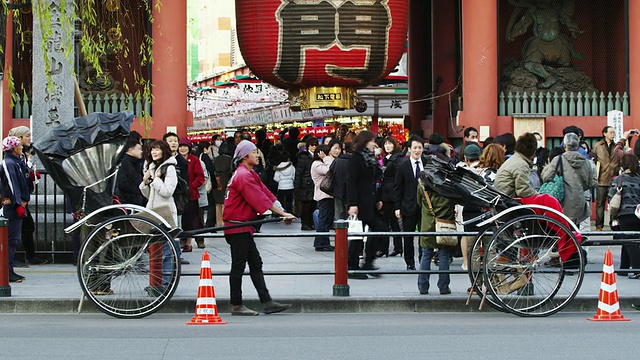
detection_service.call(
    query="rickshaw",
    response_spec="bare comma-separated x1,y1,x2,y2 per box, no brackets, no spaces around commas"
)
35,112,284,319
420,155,585,317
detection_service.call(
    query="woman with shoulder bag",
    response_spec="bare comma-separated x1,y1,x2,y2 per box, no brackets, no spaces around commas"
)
608,154,640,279
346,131,385,278
139,140,184,284
310,141,341,251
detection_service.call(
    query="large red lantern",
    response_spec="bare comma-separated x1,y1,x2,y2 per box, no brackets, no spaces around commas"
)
236,0,409,110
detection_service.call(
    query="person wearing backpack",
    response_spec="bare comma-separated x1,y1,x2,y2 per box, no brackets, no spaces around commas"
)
139,140,188,282
178,138,205,252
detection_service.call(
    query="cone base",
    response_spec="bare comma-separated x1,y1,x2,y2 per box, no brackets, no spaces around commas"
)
187,316,226,325
587,315,631,322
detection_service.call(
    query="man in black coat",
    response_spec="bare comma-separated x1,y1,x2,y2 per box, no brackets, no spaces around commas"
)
116,138,147,206
393,136,426,270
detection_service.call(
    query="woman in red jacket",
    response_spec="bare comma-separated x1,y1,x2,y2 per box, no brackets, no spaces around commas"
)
178,138,205,251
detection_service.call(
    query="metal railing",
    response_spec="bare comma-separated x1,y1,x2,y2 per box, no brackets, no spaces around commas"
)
15,171,74,263
498,91,629,117
177,224,640,298
12,92,151,119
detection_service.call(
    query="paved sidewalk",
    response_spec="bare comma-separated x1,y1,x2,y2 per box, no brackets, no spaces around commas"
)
1,221,639,315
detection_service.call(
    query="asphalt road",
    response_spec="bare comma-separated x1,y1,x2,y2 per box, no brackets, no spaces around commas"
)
2,312,637,360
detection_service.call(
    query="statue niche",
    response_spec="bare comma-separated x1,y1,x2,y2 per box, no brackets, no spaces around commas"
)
78,54,121,94
501,0,597,94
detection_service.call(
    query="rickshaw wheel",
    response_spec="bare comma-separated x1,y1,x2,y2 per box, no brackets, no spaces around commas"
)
483,214,584,317
467,226,506,312
77,215,181,319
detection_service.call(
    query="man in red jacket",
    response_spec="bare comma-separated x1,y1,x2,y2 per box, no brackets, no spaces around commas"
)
223,140,295,316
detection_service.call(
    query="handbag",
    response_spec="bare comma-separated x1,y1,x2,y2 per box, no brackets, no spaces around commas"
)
609,176,623,217
199,155,213,193
346,214,364,240
539,157,565,203
319,161,336,196
423,189,458,247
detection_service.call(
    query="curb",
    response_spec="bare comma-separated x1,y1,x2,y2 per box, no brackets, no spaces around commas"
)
2,296,639,315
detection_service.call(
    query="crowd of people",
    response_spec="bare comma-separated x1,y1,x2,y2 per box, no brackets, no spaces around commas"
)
171,123,638,295
3,122,640,301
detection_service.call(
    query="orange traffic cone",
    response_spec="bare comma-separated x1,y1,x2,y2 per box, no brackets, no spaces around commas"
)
187,251,226,325
587,248,630,322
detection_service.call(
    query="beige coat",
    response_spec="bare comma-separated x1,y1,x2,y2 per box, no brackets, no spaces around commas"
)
139,156,178,227
494,152,537,198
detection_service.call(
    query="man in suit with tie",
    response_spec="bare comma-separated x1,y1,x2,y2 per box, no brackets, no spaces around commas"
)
393,135,425,270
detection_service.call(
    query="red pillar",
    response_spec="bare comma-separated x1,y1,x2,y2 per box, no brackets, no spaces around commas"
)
431,0,457,139
371,115,379,136
2,10,13,136
408,0,431,134
460,0,498,133
146,1,189,139
629,1,640,129
333,221,349,296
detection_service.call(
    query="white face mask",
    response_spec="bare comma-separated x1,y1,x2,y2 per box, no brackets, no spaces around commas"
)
214,139,223,147
537,141,544,149
374,148,381,156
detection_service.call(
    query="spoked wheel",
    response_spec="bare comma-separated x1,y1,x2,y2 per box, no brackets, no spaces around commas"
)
77,215,181,319
467,227,505,312
483,214,584,317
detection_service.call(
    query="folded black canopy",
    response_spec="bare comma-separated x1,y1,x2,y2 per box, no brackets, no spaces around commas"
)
33,112,134,215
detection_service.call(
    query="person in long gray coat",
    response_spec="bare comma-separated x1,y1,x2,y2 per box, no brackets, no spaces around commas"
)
541,133,597,224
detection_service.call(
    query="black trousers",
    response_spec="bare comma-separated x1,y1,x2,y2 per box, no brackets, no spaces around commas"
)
401,213,419,267
348,214,386,269
277,189,294,213
381,201,402,253
619,214,640,273
225,232,272,306
204,192,216,228
21,206,36,260
300,200,316,228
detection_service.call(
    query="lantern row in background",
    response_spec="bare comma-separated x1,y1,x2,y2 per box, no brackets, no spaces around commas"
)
236,0,409,111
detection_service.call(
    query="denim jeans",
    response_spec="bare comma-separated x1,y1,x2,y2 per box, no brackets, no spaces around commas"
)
418,247,451,293
314,198,334,248
162,240,180,286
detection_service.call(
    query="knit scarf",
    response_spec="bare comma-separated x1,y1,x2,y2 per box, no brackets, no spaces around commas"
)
360,148,378,168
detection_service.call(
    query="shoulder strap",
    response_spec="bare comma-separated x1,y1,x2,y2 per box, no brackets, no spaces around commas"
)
422,187,434,212
2,159,15,197
556,156,564,175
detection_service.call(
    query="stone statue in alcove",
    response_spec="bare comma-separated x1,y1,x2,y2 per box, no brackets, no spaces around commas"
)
502,0,596,94
78,54,120,94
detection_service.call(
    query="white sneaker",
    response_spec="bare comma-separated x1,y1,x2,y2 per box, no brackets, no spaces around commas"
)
461,263,468,271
